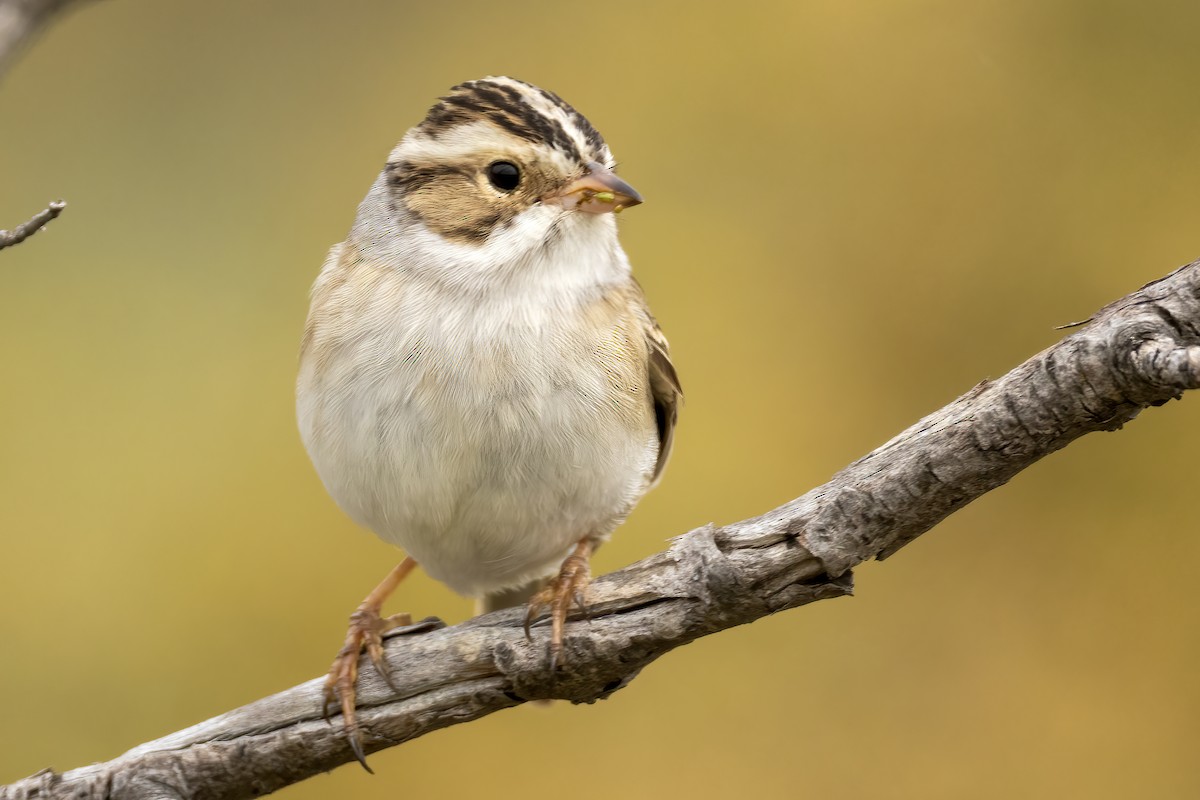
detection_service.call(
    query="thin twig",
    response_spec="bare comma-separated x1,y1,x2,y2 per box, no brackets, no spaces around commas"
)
1,0,95,257
0,200,65,250
2,258,1199,800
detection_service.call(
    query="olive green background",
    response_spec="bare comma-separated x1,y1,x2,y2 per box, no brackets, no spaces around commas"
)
3,1,1199,797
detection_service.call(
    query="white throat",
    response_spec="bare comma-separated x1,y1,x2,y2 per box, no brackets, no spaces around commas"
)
350,173,632,312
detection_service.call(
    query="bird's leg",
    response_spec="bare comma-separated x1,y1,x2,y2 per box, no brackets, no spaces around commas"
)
324,556,417,772
524,537,595,669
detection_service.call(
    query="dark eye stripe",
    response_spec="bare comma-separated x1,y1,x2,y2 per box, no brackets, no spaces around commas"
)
388,159,520,245
385,160,468,191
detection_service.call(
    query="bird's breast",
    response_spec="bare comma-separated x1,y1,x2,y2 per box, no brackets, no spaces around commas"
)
297,267,657,596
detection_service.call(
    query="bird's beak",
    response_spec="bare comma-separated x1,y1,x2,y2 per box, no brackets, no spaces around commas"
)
544,162,643,214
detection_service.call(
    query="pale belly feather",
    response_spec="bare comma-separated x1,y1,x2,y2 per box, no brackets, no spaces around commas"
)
298,282,658,597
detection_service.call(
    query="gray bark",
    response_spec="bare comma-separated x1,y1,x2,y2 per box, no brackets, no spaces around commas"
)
3,259,1198,800
0,201,64,250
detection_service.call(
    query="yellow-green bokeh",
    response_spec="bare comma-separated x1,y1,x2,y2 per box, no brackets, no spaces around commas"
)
3,2,1199,797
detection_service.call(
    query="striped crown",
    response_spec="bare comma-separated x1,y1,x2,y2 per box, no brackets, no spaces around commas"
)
416,77,610,167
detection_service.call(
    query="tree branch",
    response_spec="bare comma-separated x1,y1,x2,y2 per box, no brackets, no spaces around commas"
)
1,0,91,256
0,200,64,250
4,260,1200,799
0,0,91,76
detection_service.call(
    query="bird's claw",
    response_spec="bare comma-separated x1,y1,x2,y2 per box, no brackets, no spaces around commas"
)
322,605,412,772
523,540,594,669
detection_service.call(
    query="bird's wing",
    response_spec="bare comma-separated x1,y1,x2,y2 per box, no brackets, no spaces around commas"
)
632,280,682,486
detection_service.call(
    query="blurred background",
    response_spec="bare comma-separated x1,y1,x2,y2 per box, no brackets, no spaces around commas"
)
2,1,1199,797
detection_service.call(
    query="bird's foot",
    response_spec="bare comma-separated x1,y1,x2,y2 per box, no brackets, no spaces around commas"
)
323,604,412,771
323,556,418,773
524,538,595,669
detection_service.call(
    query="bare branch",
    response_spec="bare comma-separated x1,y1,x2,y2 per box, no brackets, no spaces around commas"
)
0,0,92,76
1,0,92,256
3,259,1200,799
0,200,64,250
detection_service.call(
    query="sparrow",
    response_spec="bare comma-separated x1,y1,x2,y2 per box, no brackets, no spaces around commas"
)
296,76,682,768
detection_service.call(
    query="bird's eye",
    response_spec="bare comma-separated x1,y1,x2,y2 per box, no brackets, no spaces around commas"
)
486,161,521,192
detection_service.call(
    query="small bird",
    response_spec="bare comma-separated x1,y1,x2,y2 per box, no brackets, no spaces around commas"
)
296,76,682,767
